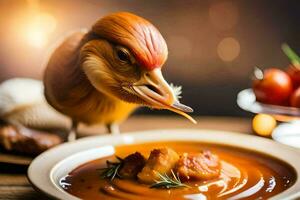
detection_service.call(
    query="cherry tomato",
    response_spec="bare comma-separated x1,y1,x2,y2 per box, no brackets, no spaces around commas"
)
290,87,300,107
286,64,300,88
253,68,293,105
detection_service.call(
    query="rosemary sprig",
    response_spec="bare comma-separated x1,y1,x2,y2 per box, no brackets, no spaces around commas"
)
98,156,123,181
150,170,189,189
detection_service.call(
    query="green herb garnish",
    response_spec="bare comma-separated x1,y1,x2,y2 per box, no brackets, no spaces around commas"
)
98,156,123,181
282,43,300,66
150,170,189,189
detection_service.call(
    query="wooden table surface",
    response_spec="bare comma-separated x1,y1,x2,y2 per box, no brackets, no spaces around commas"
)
0,116,253,200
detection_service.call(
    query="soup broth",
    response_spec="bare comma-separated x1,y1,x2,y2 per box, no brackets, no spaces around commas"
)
61,142,296,200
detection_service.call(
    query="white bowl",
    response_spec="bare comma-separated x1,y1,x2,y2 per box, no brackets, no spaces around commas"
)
237,89,300,116
28,129,300,200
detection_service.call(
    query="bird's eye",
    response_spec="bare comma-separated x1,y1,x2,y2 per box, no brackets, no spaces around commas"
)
116,49,130,62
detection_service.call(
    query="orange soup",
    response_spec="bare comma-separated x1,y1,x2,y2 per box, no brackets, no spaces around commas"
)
60,142,296,200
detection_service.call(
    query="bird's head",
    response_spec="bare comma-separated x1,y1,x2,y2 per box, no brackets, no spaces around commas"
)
80,12,195,123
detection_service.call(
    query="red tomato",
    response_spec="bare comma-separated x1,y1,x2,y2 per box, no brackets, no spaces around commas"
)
286,64,300,88
290,87,300,107
253,68,293,105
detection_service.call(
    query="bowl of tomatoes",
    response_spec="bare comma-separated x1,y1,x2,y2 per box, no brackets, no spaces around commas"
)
237,44,300,120
237,44,300,148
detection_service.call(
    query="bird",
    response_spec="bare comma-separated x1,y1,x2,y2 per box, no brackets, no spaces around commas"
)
43,12,195,141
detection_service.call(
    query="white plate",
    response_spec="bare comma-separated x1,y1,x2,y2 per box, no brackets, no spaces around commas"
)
28,129,300,200
272,121,300,148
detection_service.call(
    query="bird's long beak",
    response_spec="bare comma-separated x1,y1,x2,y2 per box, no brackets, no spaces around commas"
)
132,68,196,123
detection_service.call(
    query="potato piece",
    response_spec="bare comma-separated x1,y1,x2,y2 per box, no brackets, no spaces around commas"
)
119,152,146,179
175,150,221,181
138,148,179,183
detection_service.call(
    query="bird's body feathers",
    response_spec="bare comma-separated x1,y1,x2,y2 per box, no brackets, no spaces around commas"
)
44,31,137,125
44,12,194,136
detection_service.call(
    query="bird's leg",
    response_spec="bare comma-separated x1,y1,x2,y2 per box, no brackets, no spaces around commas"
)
68,121,78,142
106,123,120,135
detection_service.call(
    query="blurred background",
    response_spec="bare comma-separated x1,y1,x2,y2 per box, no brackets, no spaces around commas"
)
0,0,299,117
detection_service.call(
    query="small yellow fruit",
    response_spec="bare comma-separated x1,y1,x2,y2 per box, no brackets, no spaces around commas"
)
252,114,277,136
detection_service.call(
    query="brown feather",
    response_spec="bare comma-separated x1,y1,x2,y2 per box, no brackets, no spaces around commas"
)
44,12,169,126
44,32,137,125
91,12,168,70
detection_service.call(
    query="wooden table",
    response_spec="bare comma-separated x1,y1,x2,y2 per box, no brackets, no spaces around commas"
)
0,116,252,200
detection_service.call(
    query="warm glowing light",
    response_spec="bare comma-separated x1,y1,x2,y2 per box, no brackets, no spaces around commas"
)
209,1,239,31
36,13,57,33
217,37,240,62
25,13,57,48
26,28,48,48
252,114,277,137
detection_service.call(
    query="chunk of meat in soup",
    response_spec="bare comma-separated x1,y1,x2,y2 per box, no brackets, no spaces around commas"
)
119,152,146,179
175,150,221,181
138,148,179,183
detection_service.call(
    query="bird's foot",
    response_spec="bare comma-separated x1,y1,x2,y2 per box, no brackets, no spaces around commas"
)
107,123,120,135
67,130,76,142
67,121,78,142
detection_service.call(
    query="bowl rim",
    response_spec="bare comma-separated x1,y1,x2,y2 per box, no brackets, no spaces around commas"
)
28,129,300,200
237,88,300,117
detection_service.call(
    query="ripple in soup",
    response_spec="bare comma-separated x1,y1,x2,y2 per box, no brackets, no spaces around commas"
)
60,142,296,200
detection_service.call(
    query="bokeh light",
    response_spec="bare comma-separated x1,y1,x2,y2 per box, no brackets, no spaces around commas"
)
168,35,193,59
26,28,47,48
209,1,239,31
217,37,240,62
35,13,57,34
25,13,57,48
252,114,277,137
0,0,298,117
